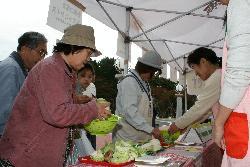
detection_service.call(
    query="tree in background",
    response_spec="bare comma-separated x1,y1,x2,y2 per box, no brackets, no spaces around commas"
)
150,77,177,118
150,77,196,118
90,58,121,112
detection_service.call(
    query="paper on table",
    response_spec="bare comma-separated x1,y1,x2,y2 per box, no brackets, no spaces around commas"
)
135,155,170,164
174,141,196,146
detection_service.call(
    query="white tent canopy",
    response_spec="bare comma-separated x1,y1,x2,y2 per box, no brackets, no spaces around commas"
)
78,0,227,74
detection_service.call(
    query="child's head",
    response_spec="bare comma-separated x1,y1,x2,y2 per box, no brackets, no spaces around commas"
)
77,63,95,89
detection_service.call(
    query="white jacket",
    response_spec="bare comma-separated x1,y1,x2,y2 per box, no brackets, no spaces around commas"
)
219,0,250,109
175,69,221,129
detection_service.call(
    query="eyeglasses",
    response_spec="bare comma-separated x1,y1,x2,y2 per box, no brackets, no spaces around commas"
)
87,49,94,57
33,49,47,58
85,49,94,61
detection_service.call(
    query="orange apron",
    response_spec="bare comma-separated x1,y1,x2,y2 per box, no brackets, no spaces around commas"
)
222,42,250,159
224,112,249,159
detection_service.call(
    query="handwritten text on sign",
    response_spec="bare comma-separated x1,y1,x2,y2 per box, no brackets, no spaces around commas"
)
47,0,82,32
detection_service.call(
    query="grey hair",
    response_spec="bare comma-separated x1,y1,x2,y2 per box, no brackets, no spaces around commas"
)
17,31,47,51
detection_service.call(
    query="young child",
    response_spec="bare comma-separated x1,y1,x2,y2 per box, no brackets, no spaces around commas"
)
77,63,96,147
75,63,96,103
73,63,97,158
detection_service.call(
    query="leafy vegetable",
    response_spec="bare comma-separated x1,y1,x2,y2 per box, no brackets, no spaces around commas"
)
91,139,164,164
91,140,140,163
90,150,104,161
101,143,115,155
139,139,162,155
83,114,121,135
160,130,180,144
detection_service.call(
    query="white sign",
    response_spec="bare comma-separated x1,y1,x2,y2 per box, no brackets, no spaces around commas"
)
116,33,131,62
181,125,212,144
47,0,82,32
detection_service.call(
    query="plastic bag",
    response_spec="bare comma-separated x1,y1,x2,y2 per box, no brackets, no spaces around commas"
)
66,130,95,166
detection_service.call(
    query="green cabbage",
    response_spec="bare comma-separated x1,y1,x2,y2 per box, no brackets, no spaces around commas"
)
139,139,162,154
90,150,104,161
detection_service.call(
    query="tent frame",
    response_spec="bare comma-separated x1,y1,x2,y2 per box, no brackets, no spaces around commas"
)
93,0,225,113
95,0,224,72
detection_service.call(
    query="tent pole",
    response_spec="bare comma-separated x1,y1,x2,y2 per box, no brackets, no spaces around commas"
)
163,41,183,73
184,73,188,113
183,57,188,113
98,0,128,8
124,7,131,74
96,0,125,38
165,37,225,64
130,12,158,54
132,7,224,20
131,0,215,40
99,0,224,20
132,39,223,49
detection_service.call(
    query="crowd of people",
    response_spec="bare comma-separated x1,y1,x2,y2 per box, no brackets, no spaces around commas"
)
0,0,249,166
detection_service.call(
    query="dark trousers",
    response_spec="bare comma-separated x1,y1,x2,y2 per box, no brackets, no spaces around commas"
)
86,133,96,149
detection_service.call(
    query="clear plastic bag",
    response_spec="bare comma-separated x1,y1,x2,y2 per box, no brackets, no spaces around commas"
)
66,130,95,166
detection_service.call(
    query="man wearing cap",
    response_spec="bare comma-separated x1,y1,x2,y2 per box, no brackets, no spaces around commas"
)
0,24,110,167
113,50,163,143
0,32,47,137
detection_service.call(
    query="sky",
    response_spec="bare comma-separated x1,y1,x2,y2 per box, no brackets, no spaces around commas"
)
0,0,142,68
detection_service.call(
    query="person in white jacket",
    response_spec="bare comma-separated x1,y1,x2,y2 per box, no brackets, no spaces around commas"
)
113,51,163,143
168,47,222,134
